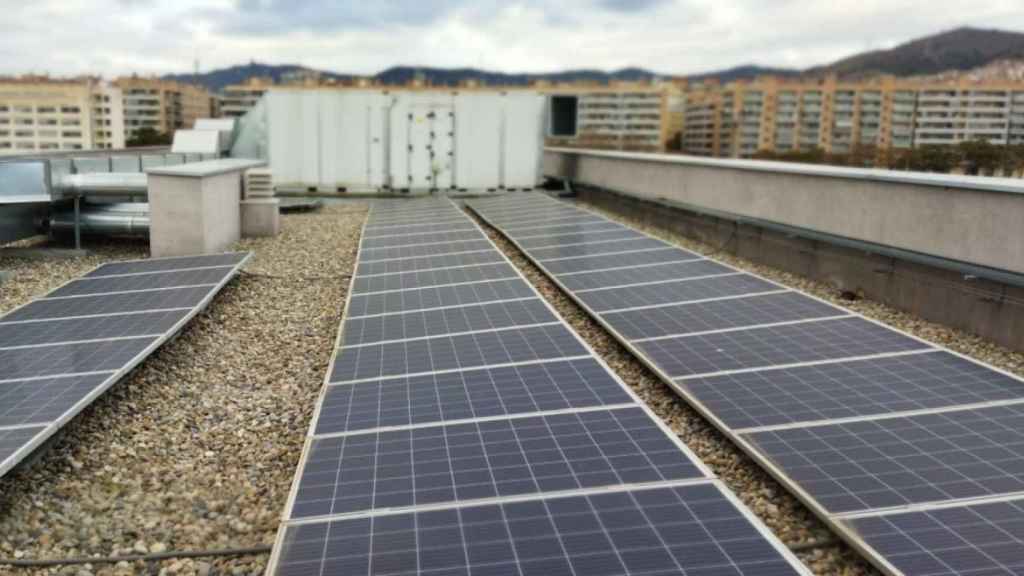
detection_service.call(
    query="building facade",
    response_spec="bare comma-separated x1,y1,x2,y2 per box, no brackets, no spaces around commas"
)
0,76,125,155
220,76,274,118
680,75,1024,159
541,82,684,152
114,76,214,141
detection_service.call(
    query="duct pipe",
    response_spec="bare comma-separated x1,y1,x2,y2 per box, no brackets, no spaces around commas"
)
49,202,150,237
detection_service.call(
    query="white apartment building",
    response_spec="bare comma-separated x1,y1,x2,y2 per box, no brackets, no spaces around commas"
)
0,77,125,156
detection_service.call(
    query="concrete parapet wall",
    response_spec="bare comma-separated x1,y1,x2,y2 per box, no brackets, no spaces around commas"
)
545,148,1024,275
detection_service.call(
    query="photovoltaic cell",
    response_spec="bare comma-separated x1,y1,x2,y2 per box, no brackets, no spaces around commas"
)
640,317,929,379
341,299,556,346
356,250,505,276
559,260,731,292
314,358,634,435
84,252,249,277
848,498,1024,576
745,403,1024,513
329,324,588,383
352,263,519,295
530,237,671,261
361,230,484,250
578,274,782,313
50,267,232,297
0,373,112,427
515,228,645,249
502,215,613,232
543,248,702,275
602,292,846,340
1,337,158,381
1,286,213,322
0,426,45,469
0,309,190,348
362,222,479,239
359,240,495,263
292,407,703,518
681,351,1024,430
347,278,534,317
507,220,626,239
275,483,805,576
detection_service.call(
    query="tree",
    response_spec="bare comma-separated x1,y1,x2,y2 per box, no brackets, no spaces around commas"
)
126,127,172,148
907,144,959,173
958,138,1001,175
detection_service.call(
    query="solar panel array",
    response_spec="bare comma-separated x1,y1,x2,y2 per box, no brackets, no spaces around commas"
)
468,193,1024,576
0,251,251,477
268,198,810,576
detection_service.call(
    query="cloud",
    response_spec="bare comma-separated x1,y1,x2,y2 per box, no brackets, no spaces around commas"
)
0,0,1022,79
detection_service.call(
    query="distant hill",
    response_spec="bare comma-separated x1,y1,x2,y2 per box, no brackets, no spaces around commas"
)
814,27,1024,78
164,27,1024,93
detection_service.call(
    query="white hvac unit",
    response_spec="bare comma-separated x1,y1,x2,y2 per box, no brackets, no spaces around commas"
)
262,88,545,191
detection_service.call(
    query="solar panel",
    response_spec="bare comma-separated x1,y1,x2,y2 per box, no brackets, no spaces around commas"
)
362,222,480,239
359,239,495,262
745,403,1024,514
329,323,588,384
559,260,732,291
0,252,249,477
356,250,505,276
681,351,1024,431
348,278,535,317
270,199,810,576
847,498,1024,576
1,286,213,322
543,248,703,275
291,407,705,518
529,237,672,262
509,220,627,239
576,274,783,313
341,299,557,346
314,358,635,435
0,309,190,348
602,291,848,340
516,228,643,249
638,317,930,379
468,193,1024,575
275,483,806,576
361,230,485,250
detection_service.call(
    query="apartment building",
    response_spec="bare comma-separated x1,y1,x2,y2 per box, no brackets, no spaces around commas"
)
542,82,683,152
220,76,274,118
0,76,125,156
680,75,1024,159
114,76,214,141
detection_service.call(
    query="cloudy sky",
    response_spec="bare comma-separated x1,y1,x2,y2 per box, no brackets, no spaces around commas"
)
4,0,1024,77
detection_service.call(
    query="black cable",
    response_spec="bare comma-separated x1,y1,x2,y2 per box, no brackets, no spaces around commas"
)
0,545,272,568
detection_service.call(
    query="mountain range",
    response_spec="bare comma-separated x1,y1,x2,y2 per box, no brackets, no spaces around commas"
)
164,27,1024,93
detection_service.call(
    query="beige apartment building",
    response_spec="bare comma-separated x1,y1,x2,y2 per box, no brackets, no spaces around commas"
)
114,76,214,141
680,75,1024,159
541,81,684,152
0,76,125,155
220,76,274,118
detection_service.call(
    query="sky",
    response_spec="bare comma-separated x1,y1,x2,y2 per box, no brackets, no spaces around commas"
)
3,0,1024,78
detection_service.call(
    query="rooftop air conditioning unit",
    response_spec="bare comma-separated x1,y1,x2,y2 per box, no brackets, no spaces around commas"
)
245,168,274,199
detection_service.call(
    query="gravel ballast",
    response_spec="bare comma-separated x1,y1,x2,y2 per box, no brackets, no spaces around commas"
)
0,203,366,576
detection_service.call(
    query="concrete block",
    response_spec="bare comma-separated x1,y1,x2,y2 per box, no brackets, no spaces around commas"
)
241,198,281,238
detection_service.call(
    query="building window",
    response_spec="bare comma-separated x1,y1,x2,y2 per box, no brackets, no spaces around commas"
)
60,106,81,114
61,130,83,138
37,106,56,114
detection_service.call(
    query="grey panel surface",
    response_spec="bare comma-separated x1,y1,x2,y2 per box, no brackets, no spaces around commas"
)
85,252,249,277
0,373,112,427
682,351,1024,430
517,228,644,249
0,337,159,381
314,358,634,435
359,240,494,263
348,278,534,317
361,230,485,250
559,260,730,291
602,292,846,339
1,286,213,322
275,483,805,576
639,317,930,379
543,248,702,275
362,222,480,239
505,220,626,239
341,299,556,346
0,309,190,348
579,274,781,313
293,407,704,518
848,499,1024,576
531,237,671,261
51,267,232,297
501,214,613,232
0,426,45,468
329,324,588,383
746,403,1024,513
356,250,505,277
352,263,519,295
